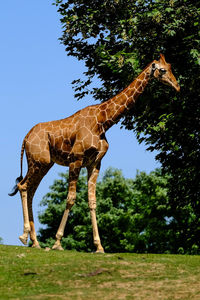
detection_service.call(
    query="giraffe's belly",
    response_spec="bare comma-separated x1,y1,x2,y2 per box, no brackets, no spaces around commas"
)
48,131,74,166
49,138,72,166
49,132,107,167
50,146,99,167
50,149,70,166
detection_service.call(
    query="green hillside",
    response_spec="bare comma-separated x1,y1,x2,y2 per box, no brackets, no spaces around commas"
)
0,245,200,299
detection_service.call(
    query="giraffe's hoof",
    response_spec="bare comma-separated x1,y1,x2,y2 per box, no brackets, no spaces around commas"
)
19,235,28,245
95,249,105,254
32,243,41,249
52,243,64,251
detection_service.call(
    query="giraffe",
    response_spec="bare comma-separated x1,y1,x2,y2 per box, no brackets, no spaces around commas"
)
9,54,180,252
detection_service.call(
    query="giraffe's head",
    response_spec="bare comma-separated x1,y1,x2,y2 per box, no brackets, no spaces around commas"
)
151,54,180,92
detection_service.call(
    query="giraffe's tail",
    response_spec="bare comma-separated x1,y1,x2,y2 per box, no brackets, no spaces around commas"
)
8,175,23,196
8,140,25,196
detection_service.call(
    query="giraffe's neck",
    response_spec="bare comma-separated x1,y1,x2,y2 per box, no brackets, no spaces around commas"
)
99,63,152,131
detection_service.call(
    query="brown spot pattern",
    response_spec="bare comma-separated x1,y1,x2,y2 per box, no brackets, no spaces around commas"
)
15,56,179,251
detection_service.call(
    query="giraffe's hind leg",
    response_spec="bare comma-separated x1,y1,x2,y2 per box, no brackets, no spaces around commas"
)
18,162,53,247
18,187,30,245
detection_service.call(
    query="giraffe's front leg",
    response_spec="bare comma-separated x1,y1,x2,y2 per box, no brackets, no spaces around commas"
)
52,160,82,250
52,208,71,251
18,189,30,245
88,165,104,253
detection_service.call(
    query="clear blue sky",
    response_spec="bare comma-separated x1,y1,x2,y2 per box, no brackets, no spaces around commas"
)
0,1,160,246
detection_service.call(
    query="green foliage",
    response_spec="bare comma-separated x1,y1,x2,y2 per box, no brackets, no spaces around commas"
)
38,168,199,254
53,0,200,244
96,168,171,253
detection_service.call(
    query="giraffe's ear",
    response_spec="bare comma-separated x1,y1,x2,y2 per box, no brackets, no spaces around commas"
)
152,62,159,70
159,53,166,63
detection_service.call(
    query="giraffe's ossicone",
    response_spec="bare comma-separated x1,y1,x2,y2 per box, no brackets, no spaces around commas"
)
9,54,180,252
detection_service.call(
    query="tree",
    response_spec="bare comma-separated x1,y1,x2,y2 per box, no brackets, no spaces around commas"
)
38,168,182,253
96,168,172,253
53,0,200,242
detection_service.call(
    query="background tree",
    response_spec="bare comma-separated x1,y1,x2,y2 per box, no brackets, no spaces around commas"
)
39,168,199,254
53,0,200,248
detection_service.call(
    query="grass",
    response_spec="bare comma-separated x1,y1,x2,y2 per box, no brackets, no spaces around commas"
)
0,245,200,299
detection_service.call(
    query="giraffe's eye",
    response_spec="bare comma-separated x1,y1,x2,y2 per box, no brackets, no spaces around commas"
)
160,68,166,74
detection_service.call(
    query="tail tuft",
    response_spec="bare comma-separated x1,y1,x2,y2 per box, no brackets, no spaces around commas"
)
8,176,23,197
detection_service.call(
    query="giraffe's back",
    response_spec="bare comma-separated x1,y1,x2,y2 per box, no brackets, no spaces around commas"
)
23,104,105,167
